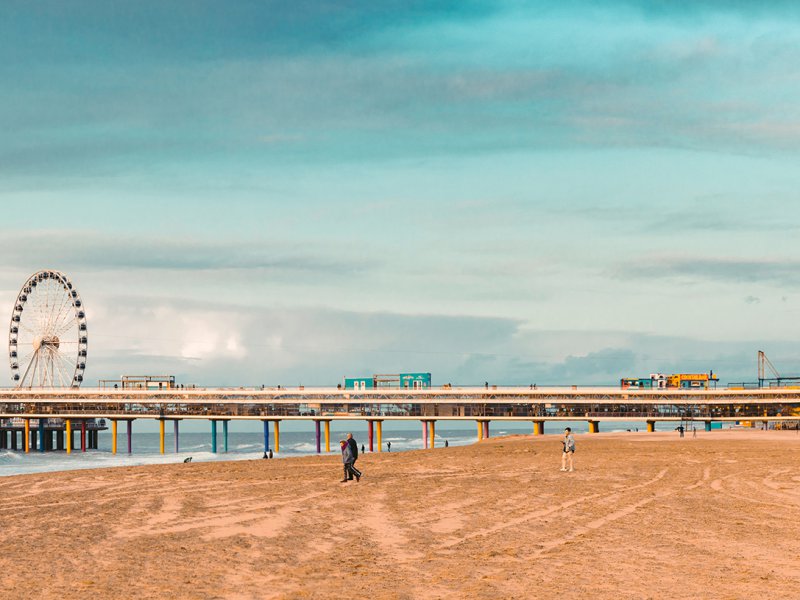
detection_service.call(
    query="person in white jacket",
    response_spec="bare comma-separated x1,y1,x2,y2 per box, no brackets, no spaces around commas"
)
561,428,575,472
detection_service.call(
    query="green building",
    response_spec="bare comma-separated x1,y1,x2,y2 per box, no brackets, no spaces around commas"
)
344,372,431,390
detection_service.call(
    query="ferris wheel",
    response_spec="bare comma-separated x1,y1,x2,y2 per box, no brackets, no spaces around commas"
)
9,270,88,388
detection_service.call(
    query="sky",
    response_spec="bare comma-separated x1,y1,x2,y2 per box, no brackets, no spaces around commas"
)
2,0,800,387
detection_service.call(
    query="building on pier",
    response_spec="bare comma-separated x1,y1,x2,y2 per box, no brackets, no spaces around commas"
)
345,372,431,390
99,375,177,390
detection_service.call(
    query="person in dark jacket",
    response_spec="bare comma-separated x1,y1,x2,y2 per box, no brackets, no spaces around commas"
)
340,439,361,483
346,433,359,480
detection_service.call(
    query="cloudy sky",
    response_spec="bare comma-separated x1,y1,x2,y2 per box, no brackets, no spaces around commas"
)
2,1,800,387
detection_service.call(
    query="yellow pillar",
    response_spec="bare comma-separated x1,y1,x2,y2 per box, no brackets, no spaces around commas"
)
112,420,118,454
159,419,165,454
376,421,383,452
533,421,544,435
24,419,30,453
429,421,435,449
66,419,72,454
274,421,280,453
646,420,655,433
324,420,330,453
589,421,599,434
477,421,484,440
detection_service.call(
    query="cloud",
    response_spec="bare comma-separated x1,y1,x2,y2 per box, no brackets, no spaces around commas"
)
0,231,375,275
614,256,800,287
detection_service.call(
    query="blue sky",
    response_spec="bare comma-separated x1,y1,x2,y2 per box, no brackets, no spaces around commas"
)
2,1,800,386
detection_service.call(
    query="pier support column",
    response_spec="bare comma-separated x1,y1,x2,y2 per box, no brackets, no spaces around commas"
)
422,421,428,449
24,419,30,453
11,430,18,451
0,431,5,450
368,421,374,452
430,421,436,449
159,419,165,454
483,421,490,439
533,421,545,436
588,421,599,434
222,420,229,453
315,420,321,454
38,419,45,453
263,420,270,454
477,421,484,441
56,429,64,451
324,420,331,452
211,420,218,454
646,421,655,433
274,421,280,453
112,421,118,454
65,420,71,454
126,420,133,454
81,420,87,452
705,421,712,432
376,420,383,452
174,420,180,453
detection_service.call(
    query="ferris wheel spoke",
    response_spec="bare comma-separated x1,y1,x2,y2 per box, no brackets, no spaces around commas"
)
51,292,75,334
56,351,77,387
21,350,39,388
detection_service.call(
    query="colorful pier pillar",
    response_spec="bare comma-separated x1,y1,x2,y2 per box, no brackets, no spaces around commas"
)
533,421,545,436
81,420,87,452
24,419,30,453
315,420,321,454
368,421,374,452
324,420,331,453
705,421,712,432
111,420,118,454
126,420,133,454
38,419,45,453
646,420,655,433
223,420,229,453
422,421,428,449
376,420,383,452
65,420,72,454
588,421,599,434
263,420,270,454
477,421,484,441
174,420,180,453
211,420,218,454
430,421,436,449
274,421,280,453
483,421,490,439
159,419,166,454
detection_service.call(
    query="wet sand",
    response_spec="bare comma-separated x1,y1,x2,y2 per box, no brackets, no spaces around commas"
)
1,429,799,599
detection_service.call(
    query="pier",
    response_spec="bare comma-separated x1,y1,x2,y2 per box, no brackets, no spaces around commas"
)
1,386,799,456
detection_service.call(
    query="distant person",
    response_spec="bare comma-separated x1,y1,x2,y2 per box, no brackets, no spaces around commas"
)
692,426,697,438
269,449,273,459
445,440,449,448
361,444,365,454
387,441,392,452
485,381,489,389
677,425,685,438
561,427,575,472
346,433,359,480
340,439,361,483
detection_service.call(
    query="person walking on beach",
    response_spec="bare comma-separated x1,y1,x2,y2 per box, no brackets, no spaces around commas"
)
340,439,361,483
387,441,392,452
346,433,359,480
561,427,575,472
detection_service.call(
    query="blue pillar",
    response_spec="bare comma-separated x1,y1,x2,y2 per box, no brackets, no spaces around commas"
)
174,420,180,453
38,419,45,452
211,420,218,453
705,421,712,432
223,420,229,453
263,420,270,453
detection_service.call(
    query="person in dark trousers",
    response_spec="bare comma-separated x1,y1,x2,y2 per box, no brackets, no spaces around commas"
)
677,425,685,438
361,444,365,454
340,439,361,483
445,440,449,448
346,433,359,480
387,441,392,452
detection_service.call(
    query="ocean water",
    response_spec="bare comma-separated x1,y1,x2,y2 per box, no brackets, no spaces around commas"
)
0,419,678,477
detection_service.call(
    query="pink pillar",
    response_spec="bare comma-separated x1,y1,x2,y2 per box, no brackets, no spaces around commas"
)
368,421,374,452
81,420,87,452
422,421,428,449
483,421,490,439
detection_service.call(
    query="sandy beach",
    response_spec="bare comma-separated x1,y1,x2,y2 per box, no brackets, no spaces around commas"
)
1,429,799,599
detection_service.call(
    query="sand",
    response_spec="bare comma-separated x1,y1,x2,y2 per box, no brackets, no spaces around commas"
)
1,429,799,599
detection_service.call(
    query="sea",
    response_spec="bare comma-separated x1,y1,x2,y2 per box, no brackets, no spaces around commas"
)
0,419,679,477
